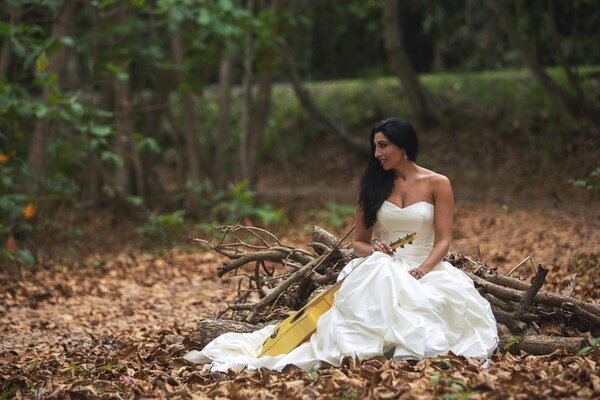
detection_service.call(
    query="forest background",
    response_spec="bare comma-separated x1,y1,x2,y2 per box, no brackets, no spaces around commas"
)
1,0,600,398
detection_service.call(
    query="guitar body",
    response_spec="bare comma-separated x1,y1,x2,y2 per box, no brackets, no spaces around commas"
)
258,232,416,358
259,280,343,357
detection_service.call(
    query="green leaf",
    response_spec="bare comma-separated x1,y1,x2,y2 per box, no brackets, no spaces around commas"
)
16,249,35,265
11,36,25,58
134,134,160,153
126,196,144,207
100,151,123,167
35,104,48,119
70,102,84,116
90,125,112,137
60,36,75,47
96,363,124,371
197,9,212,26
0,21,11,37
105,62,129,81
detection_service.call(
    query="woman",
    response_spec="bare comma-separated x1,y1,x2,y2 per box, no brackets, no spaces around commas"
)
185,118,498,371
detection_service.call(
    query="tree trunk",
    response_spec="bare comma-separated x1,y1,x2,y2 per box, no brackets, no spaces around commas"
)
170,32,201,185
245,68,272,190
215,44,233,190
26,0,76,191
487,0,600,125
382,0,440,127
113,5,143,197
547,2,584,99
0,5,22,80
240,0,255,186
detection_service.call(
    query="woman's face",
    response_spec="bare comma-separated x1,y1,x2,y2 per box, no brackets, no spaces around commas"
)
373,132,405,170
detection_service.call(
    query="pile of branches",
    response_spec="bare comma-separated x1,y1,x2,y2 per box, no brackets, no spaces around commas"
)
190,225,600,356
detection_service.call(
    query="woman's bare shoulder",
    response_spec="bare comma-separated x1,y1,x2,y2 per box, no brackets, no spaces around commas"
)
418,167,451,186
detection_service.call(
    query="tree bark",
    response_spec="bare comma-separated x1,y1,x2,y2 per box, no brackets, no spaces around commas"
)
497,324,586,355
382,0,440,127
240,0,255,186
187,318,273,350
215,43,233,190
246,58,273,190
26,0,76,190
488,0,600,125
170,31,201,185
113,5,143,197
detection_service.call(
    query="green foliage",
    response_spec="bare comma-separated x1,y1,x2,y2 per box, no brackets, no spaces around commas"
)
309,367,321,381
429,370,474,399
305,202,354,231
200,180,283,228
135,210,186,246
0,155,35,266
503,336,521,350
577,336,600,356
569,167,600,195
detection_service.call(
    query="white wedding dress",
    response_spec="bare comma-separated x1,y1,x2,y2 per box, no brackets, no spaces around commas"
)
185,201,498,371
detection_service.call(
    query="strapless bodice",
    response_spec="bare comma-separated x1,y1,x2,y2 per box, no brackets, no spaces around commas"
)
375,201,435,261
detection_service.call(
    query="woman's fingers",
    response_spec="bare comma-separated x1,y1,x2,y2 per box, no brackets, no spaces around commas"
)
409,268,425,279
373,240,393,255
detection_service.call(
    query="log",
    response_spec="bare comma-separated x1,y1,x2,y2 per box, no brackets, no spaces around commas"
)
497,324,587,355
187,318,268,349
458,259,600,318
467,272,600,327
310,225,354,262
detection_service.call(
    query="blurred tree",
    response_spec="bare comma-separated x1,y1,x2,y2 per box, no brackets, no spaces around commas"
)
27,0,76,194
215,38,234,190
382,0,440,126
488,0,600,126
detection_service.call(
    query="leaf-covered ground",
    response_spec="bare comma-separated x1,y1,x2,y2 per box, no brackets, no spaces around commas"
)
1,200,599,399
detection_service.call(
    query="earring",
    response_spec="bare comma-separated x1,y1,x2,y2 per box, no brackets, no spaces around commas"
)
403,154,408,161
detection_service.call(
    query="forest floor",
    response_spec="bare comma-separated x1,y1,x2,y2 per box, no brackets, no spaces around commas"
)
2,142,600,398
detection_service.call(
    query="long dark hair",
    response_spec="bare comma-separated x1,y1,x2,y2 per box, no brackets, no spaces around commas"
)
358,118,418,229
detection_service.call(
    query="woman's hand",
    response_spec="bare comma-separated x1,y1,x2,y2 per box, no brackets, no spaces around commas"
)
408,267,429,280
372,240,394,255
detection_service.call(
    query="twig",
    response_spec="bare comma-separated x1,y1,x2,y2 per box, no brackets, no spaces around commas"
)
217,250,292,277
507,255,533,277
255,261,267,298
234,225,283,246
513,265,548,316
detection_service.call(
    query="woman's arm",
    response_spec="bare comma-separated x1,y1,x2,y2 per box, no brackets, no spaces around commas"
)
410,175,454,278
352,205,393,257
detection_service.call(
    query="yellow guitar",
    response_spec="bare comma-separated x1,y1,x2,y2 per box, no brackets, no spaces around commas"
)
258,232,417,358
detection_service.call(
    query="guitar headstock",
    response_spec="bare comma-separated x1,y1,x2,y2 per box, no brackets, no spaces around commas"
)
389,232,417,250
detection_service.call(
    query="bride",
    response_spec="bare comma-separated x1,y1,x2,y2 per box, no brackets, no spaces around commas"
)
185,117,498,371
